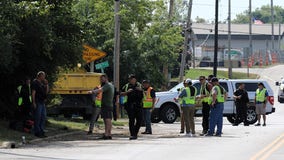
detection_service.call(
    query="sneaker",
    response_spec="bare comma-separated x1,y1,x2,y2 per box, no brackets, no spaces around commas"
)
87,131,93,135
141,131,152,134
129,136,137,140
98,135,112,140
214,134,222,137
186,133,192,137
262,123,266,126
255,123,261,126
180,130,184,134
204,133,213,137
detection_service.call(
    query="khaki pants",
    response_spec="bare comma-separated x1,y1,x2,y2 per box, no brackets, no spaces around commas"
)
181,106,195,134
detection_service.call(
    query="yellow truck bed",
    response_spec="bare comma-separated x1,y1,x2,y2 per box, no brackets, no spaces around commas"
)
50,73,102,94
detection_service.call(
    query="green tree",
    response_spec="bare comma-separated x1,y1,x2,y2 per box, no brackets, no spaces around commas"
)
233,5,284,24
0,0,83,118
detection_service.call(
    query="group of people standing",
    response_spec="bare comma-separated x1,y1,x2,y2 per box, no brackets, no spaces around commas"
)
17,71,49,138
177,75,227,137
177,75,269,138
88,74,156,140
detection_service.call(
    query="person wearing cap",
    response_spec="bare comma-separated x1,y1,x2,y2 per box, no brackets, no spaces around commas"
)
233,83,249,126
254,82,268,126
141,80,156,134
206,77,227,137
198,76,212,135
176,78,197,137
121,74,144,140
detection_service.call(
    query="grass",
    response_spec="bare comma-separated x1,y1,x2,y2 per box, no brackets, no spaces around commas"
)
183,68,258,80
0,117,128,144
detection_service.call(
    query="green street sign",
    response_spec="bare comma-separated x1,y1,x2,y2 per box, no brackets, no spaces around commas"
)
95,61,109,70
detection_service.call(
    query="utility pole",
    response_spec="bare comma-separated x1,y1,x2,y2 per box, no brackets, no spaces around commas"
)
271,0,275,52
213,0,219,77
248,0,252,78
114,0,120,91
228,0,232,79
163,0,174,88
179,0,193,82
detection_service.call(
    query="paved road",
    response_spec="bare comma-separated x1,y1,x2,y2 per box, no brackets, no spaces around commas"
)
1,65,284,160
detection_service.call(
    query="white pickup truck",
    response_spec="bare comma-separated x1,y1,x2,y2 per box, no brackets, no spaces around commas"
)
151,79,275,124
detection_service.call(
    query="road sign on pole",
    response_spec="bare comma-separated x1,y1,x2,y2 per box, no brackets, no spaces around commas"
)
95,61,109,73
82,45,107,63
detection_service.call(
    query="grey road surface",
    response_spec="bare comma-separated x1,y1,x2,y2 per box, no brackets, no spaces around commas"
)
1,65,284,160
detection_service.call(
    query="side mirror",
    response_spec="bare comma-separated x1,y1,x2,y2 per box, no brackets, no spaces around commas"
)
275,81,279,86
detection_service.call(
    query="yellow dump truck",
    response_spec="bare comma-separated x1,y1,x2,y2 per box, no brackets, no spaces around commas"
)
50,72,103,119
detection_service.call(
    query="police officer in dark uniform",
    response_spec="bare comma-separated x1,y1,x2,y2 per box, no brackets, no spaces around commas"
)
121,74,144,140
233,83,249,126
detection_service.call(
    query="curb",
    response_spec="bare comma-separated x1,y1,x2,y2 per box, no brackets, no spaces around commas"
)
0,131,83,149
29,130,84,143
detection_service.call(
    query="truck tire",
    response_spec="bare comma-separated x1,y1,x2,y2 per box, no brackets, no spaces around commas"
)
226,115,236,124
247,107,257,124
160,104,178,124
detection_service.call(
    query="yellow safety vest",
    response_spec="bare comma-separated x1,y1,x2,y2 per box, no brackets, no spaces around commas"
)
208,85,225,104
179,87,185,105
182,86,197,105
143,87,153,108
17,85,32,106
122,82,142,104
93,86,102,108
200,83,210,103
256,88,267,102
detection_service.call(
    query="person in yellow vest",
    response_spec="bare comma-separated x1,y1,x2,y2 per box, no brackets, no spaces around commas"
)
178,80,186,133
197,76,212,135
17,77,32,119
141,80,156,134
87,85,102,135
176,79,197,137
254,82,268,126
206,77,227,137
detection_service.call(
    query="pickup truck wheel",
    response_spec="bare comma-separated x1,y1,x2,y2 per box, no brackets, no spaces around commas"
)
226,115,236,124
247,108,257,124
161,104,178,124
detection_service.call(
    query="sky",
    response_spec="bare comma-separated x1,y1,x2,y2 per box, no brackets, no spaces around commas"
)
190,0,284,21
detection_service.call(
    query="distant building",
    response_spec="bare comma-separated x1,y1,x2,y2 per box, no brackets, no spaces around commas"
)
192,23,284,51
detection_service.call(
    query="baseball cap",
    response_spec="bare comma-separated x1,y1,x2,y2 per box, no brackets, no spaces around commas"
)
142,80,150,84
128,74,136,79
185,78,192,84
211,77,219,82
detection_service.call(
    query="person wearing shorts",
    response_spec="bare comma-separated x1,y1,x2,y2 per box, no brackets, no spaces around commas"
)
254,82,268,126
88,75,114,139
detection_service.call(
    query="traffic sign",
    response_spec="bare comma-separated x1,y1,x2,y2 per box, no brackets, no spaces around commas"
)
95,61,109,70
82,45,106,63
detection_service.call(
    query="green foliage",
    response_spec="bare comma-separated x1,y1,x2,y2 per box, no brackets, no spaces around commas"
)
233,5,284,24
0,0,83,118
